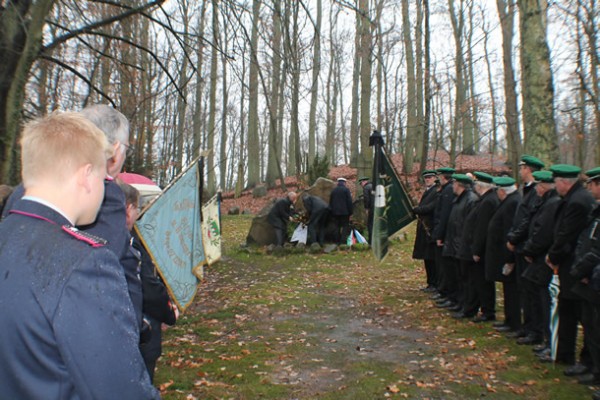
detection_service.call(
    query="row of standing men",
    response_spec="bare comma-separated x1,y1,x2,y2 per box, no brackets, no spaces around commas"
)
412,156,600,399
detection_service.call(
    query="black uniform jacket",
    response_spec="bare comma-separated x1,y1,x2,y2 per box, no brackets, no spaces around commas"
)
571,205,600,304
267,197,294,230
547,182,595,298
521,189,561,286
443,188,478,258
433,180,455,242
470,189,500,261
507,182,537,252
0,199,158,399
412,185,439,260
329,184,353,216
485,191,521,282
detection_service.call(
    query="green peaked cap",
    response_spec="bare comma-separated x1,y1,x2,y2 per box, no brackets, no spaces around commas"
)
532,170,554,183
550,164,581,178
474,171,494,183
493,176,516,187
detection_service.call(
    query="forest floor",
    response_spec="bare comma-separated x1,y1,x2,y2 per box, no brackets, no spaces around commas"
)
155,215,594,399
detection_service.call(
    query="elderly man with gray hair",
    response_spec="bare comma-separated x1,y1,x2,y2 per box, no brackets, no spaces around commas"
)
268,192,298,246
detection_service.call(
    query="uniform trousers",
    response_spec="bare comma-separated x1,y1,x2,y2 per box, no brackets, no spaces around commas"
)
424,258,437,288
333,215,350,245
461,260,479,316
516,255,534,333
557,297,590,365
441,256,460,304
581,301,600,375
470,260,496,318
435,246,447,296
503,280,521,330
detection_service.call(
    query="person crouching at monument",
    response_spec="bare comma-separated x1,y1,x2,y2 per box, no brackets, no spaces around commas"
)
268,192,298,246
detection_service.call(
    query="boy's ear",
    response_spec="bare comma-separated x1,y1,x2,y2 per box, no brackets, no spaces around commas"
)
78,163,94,193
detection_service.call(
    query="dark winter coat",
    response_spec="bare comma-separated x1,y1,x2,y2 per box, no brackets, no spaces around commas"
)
329,183,353,216
469,189,500,261
267,197,294,230
432,180,455,242
412,185,439,260
547,181,595,299
520,189,561,286
485,191,521,282
443,188,478,258
571,205,600,304
362,182,373,210
507,182,538,252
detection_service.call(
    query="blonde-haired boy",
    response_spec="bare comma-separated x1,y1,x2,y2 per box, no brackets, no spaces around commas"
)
0,112,159,399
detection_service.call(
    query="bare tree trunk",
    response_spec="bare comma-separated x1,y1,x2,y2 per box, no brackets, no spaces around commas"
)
401,0,417,173
496,0,521,173
220,6,230,191
482,6,498,156
358,0,372,177
415,0,425,163
206,0,219,194
518,0,558,162
247,0,262,188
266,0,283,187
308,0,322,165
350,4,361,166
192,2,208,160
419,0,432,174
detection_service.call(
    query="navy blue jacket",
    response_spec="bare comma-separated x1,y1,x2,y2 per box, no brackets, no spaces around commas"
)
329,183,353,216
0,199,159,399
4,181,144,329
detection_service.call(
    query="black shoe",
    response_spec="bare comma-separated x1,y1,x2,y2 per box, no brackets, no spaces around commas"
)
431,293,445,300
564,364,590,377
495,325,513,333
472,314,496,323
423,286,437,293
536,348,551,359
451,311,474,319
517,335,543,345
532,343,548,352
577,373,600,385
538,353,573,366
436,300,456,309
448,304,463,312
492,321,507,328
592,390,600,400
506,329,527,339
434,297,449,305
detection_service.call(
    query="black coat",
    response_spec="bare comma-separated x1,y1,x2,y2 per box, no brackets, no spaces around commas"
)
547,181,595,299
485,191,521,282
267,197,294,230
362,182,373,210
329,183,353,216
443,188,478,258
507,182,538,252
304,195,329,216
412,185,439,260
521,189,561,286
571,205,600,304
470,189,500,260
432,180,455,241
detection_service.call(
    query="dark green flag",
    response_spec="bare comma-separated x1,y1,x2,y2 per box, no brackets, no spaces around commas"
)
371,147,416,261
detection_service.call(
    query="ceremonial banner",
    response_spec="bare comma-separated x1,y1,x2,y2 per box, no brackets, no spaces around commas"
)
370,131,416,261
135,161,205,311
202,195,222,265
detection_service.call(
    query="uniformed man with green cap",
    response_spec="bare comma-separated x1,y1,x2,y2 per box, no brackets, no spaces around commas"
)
459,171,500,322
431,167,457,309
412,170,439,292
443,173,478,317
486,176,521,333
544,164,595,366
520,170,562,357
506,155,545,344
569,167,600,388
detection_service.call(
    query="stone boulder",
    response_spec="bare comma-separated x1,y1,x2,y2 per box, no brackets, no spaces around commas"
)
252,185,268,198
228,206,241,215
246,199,278,246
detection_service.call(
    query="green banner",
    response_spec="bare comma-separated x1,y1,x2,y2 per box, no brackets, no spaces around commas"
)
371,147,416,261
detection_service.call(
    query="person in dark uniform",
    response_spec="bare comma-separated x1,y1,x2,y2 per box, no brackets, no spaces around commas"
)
443,174,478,317
1,105,145,332
462,171,500,322
302,194,330,246
520,171,561,357
268,192,297,246
506,155,545,344
431,167,456,308
359,177,374,243
119,182,178,383
486,176,521,333
412,170,439,292
544,164,595,366
0,112,159,399
568,167,600,387
329,177,354,244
